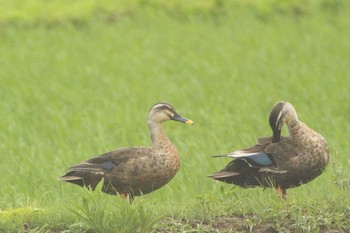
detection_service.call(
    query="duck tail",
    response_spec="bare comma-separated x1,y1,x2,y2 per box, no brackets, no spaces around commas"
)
208,171,240,179
58,172,86,187
212,154,228,158
58,162,105,188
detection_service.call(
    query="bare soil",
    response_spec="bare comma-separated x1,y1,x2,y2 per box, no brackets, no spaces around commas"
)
155,215,348,233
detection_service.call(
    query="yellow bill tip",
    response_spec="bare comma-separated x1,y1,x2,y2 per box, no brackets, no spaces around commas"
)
185,119,194,124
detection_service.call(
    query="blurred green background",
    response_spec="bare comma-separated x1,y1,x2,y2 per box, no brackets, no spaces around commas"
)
1,0,349,232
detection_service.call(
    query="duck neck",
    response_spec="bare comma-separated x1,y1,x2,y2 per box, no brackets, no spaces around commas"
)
148,121,173,148
287,118,302,138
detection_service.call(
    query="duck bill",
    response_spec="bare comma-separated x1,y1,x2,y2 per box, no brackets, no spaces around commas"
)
272,129,281,143
171,113,194,124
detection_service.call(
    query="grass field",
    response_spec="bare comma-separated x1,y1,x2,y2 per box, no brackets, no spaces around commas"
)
1,1,350,232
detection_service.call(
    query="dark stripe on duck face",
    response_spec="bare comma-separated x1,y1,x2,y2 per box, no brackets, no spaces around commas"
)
269,102,285,130
153,105,175,114
153,104,176,118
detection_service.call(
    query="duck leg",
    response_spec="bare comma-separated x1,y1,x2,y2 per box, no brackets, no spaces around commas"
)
121,193,127,200
120,193,134,203
275,186,287,199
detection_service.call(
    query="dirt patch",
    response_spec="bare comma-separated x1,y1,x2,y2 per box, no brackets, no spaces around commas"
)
155,215,279,233
155,215,348,233
211,215,278,233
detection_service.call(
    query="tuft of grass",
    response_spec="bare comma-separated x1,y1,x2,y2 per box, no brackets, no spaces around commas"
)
0,207,42,232
67,182,163,233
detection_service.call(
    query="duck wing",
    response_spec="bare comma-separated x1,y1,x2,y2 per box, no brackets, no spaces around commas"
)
263,138,299,167
214,137,275,167
210,136,291,180
59,147,151,188
227,136,292,166
226,146,275,168
209,137,275,181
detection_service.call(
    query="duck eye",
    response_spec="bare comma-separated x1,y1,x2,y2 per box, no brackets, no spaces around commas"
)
167,111,175,119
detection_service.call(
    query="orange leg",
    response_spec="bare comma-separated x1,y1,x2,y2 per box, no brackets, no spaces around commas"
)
275,186,287,200
120,193,134,203
120,193,127,200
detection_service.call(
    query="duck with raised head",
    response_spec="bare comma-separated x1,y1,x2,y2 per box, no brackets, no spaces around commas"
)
59,102,193,200
209,101,329,198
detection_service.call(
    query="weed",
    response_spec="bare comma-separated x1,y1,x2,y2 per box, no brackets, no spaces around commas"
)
67,182,163,233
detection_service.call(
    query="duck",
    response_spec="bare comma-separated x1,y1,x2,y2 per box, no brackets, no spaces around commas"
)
59,102,193,200
209,101,329,198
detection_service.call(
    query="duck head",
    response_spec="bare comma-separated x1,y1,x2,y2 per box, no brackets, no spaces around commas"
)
269,101,298,142
148,102,194,124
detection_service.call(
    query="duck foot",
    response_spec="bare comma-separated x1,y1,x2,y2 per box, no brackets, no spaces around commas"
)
121,193,127,200
120,193,134,203
275,186,287,200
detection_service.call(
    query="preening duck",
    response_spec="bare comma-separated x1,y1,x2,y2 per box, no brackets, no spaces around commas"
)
59,102,193,200
209,101,329,198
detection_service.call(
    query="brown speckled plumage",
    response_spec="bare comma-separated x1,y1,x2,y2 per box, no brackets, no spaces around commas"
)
209,101,329,198
59,102,193,200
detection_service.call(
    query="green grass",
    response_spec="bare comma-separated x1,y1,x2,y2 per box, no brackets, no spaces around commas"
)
1,2,350,232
